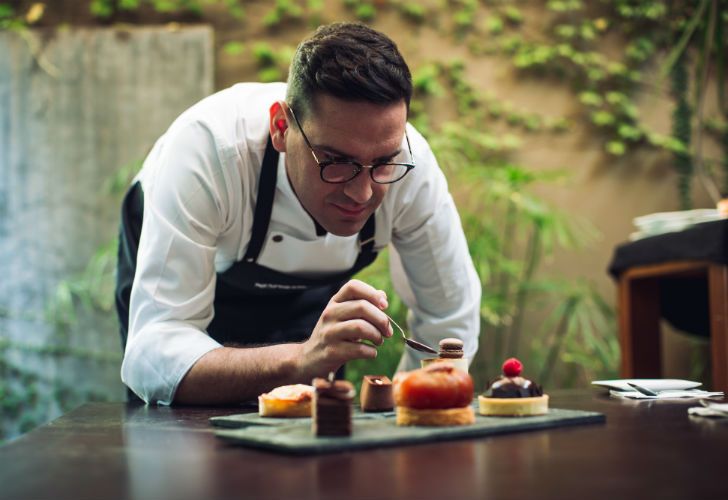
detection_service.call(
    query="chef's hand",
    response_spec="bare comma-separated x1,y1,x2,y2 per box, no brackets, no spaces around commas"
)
298,279,394,378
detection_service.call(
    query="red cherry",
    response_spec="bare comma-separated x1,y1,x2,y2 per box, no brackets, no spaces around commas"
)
502,357,522,377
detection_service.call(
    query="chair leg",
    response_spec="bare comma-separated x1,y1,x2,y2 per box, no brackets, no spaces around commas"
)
709,265,728,393
619,276,662,378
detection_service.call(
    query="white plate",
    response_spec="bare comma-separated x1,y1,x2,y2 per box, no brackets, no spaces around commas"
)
592,379,702,392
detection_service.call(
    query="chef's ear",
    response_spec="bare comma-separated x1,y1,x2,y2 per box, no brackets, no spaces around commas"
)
269,101,288,153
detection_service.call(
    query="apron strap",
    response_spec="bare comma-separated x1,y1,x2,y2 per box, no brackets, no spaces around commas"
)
359,214,376,253
243,137,279,263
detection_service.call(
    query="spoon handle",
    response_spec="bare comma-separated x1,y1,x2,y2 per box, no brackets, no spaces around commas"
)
385,314,406,339
383,313,438,355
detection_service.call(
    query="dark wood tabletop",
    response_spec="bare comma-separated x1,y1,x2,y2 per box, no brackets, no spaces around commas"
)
1,390,726,500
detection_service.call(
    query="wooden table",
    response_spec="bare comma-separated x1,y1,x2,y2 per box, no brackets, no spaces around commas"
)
1,390,727,500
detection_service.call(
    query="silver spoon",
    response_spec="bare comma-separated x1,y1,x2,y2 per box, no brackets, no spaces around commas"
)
385,313,437,355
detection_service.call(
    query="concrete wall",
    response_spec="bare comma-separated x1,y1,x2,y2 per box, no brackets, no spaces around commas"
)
0,26,213,438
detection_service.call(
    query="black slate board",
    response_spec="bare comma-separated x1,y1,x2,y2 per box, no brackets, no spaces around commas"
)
214,407,605,455
210,410,394,428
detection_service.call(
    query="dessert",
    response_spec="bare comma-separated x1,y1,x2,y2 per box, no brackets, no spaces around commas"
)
258,384,313,417
421,338,469,372
719,198,728,217
438,338,465,359
360,375,394,412
393,363,475,426
312,378,356,436
478,358,549,416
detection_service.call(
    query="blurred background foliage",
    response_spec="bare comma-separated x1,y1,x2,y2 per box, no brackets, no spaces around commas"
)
1,0,726,440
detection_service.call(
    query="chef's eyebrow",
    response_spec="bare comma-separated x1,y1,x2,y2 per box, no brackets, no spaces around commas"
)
312,143,402,163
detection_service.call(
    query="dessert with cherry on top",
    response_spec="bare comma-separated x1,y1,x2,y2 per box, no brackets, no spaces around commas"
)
478,358,549,416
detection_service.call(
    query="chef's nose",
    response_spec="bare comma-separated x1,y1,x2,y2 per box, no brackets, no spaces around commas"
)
343,170,373,204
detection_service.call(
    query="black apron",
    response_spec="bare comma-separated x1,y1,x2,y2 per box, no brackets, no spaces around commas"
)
115,138,379,396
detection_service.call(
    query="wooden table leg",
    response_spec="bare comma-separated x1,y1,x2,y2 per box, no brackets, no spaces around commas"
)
619,276,662,378
709,265,728,393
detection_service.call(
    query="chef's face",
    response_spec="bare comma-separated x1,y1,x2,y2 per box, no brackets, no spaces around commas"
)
279,95,408,237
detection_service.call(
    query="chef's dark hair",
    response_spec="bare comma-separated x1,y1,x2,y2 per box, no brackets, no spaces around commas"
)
286,23,412,121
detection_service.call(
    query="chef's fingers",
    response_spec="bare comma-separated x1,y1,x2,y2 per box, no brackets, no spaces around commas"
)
324,299,392,340
336,337,379,361
330,318,388,346
332,279,388,310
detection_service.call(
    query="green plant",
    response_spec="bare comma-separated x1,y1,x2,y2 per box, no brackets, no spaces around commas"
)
251,42,295,83
532,281,618,387
659,0,728,202
670,52,693,209
222,41,245,56
406,58,617,388
0,3,26,30
88,0,244,19
457,0,726,206
399,2,426,24
263,0,305,28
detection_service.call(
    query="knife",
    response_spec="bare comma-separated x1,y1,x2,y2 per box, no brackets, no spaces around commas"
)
627,382,659,396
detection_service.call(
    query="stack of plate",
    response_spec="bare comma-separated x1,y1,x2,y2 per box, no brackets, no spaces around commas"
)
629,209,724,240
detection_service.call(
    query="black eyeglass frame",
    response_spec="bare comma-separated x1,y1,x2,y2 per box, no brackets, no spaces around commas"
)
287,105,416,185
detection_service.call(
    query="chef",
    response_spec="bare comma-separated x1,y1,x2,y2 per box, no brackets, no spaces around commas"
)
115,22,481,405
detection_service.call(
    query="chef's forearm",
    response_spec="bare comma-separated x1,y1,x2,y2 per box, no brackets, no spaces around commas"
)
173,343,307,404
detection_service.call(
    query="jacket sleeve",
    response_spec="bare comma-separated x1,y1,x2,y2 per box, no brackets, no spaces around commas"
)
121,120,235,405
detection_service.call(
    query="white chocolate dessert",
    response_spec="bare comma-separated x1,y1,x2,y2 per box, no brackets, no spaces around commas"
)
258,384,314,417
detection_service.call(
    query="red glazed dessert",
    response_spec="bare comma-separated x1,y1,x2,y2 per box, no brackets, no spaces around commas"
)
393,363,474,426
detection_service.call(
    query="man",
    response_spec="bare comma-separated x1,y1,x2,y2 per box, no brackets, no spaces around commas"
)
115,22,481,405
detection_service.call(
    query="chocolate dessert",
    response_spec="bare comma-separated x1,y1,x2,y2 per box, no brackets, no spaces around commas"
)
478,358,548,416
484,366,543,398
312,378,355,436
360,375,394,412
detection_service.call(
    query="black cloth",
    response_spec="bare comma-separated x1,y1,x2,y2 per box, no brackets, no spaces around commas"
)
608,219,728,278
607,219,728,337
115,137,378,398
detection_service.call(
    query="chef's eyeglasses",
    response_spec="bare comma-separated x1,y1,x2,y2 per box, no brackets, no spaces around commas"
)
287,105,415,184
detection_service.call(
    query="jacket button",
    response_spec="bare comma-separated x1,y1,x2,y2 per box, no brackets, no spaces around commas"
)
272,235,283,242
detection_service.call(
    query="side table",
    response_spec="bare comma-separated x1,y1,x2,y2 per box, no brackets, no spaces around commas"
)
609,219,728,393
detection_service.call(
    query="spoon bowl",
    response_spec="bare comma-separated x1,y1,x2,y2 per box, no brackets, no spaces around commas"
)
385,314,437,355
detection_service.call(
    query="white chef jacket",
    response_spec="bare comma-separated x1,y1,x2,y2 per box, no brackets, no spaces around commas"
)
121,82,481,404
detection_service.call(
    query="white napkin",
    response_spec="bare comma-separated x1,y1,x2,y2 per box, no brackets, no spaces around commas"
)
610,389,724,400
688,401,728,417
